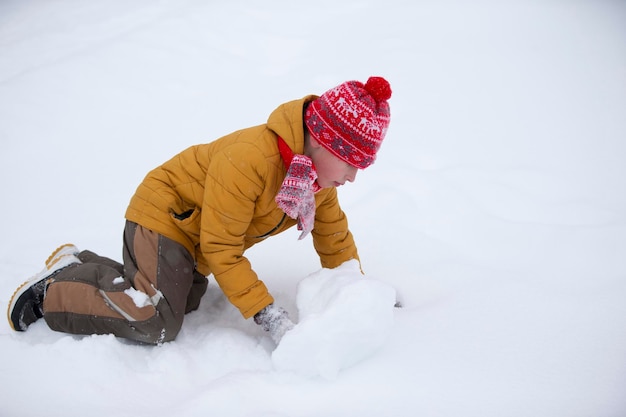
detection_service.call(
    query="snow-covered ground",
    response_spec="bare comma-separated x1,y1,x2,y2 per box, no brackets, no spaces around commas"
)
1,1,625,416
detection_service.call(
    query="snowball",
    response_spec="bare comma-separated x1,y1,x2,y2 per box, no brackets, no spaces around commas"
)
272,260,396,379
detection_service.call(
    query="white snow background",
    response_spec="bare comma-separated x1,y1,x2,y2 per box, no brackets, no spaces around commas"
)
1,0,625,416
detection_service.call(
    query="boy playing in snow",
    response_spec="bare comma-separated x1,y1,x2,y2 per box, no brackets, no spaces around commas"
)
7,76,392,345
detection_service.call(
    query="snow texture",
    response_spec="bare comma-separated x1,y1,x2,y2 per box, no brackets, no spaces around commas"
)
1,1,625,416
273,260,396,379
124,288,152,308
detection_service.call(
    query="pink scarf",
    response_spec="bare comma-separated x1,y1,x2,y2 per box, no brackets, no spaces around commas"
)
275,136,321,240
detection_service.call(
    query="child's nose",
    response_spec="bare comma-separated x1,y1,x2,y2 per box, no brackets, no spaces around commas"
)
346,166,358,183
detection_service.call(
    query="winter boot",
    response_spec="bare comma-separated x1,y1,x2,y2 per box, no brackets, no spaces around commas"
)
45,243,79,269
7,244,82,331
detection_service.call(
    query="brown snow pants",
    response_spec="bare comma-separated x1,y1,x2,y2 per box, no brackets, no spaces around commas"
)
42,221,208,344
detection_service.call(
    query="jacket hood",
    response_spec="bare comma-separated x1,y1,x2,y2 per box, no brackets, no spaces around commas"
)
266,95,318,154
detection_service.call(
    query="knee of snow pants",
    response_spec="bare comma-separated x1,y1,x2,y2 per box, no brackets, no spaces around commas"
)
43,221,201,344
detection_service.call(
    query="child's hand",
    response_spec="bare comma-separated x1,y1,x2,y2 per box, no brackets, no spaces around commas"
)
254,303,295,344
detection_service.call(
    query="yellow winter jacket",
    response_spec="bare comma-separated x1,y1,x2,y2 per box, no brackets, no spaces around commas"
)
125,96,359,319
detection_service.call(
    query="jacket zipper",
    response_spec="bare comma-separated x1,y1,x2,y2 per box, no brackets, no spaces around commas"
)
251,213,287,239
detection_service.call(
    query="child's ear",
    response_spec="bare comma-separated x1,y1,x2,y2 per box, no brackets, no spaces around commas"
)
308,133,322,149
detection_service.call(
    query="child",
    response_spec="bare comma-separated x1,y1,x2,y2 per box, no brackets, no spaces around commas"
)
7,76,392,345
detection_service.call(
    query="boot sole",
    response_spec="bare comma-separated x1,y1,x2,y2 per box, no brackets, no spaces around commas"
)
45,243,79,269
6,247,81,331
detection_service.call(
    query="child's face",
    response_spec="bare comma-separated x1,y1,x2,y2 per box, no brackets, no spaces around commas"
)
310,142,359,189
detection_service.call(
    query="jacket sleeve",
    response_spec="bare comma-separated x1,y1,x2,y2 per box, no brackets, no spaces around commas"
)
311,188,360,269
199,143,274,319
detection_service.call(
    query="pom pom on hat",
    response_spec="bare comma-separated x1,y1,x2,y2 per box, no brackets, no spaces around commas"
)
365,76,392,102
305,76,392,169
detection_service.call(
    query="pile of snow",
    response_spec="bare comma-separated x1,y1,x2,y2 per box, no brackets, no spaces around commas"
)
1,0,625,416
273,260,396,379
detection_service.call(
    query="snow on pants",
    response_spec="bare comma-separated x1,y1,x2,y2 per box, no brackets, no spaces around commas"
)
42,221,208,344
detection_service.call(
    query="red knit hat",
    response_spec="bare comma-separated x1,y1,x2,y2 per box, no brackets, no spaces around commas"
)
305,76,392,169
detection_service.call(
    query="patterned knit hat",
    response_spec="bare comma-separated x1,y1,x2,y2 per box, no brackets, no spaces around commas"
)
305,76,392,169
